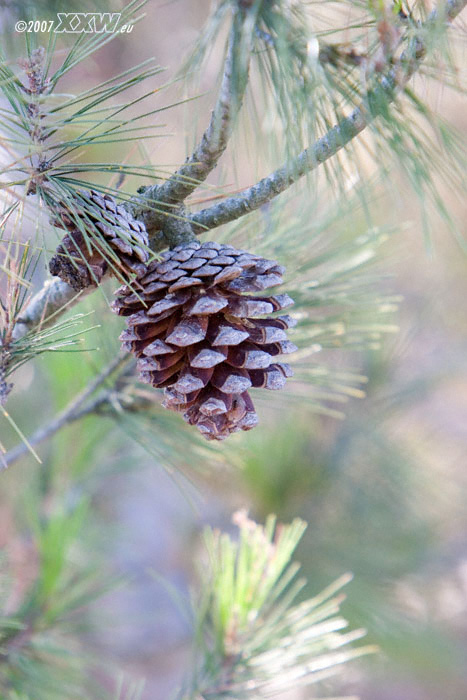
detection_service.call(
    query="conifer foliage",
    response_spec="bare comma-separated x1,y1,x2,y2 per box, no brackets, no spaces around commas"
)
0,0,466,698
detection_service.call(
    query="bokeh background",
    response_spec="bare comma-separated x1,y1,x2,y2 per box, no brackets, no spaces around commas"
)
1,1,467,699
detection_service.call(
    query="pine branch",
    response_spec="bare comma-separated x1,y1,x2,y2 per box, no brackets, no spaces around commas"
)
188,0,467,233
11,278,90,341
135,2,261,232
1,353,130,469
8,3,260,339
8,0,466,341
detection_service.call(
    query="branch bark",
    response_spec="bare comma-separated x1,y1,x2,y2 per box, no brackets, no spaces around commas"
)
11,278,90,341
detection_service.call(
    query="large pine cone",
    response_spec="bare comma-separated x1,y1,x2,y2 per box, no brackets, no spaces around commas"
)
49,190,149,291
112,241,296,441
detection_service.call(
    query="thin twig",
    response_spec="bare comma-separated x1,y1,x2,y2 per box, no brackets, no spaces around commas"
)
135,3,260,233
188,0,467,232
11,278,89,341
1,353,130,470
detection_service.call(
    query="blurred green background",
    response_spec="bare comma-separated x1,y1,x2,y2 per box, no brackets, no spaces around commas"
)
1,1,467,699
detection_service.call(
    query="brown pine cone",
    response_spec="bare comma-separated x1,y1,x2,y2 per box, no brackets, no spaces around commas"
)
49,190,149,291
112,241,296,441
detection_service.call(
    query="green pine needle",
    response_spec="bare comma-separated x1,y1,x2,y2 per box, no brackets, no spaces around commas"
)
183,512,375,699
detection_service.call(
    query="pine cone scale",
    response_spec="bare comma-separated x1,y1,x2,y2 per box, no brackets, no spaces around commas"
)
227,344,272,369
188,344,227,368
211,365,252,394
165,316,209,347
143,339,178,356
185,292,228,316
147,290,191,316
174,366,214,394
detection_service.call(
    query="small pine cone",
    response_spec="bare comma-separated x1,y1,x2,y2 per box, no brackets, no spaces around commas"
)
112,241,297,441
49,190,149,291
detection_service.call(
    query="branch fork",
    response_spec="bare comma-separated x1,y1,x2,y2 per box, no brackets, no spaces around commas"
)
13,0,466,338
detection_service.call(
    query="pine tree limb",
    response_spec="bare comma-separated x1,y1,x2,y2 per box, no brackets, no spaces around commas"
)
9,0,466,339
11,278,90,341
188,0,467,233
1,353,130,469
134,2,262,233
